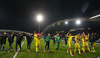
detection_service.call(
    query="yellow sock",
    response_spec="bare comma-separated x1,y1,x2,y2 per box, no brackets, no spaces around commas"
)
36,47,38,51
93,47,94,50
87,47,90,51
74,48,76,52
78,49,81,53
82,48,85,52
67,50,68,52
70,51,72,54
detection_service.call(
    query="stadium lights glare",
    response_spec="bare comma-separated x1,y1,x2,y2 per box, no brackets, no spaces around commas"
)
58,23,60,25
65,21,68,24
76,20,81,25
37,14,43,33
89,14,100,19
53,25,55,26
37,15,43,22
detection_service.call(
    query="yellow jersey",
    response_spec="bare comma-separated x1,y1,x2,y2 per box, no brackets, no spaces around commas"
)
54,35,57,40
75,36,80,43
81,37,85,44
34,34,42,43
85,37,89,42
66,33,76,43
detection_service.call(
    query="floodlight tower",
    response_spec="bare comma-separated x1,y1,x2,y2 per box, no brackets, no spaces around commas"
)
37,14,43,33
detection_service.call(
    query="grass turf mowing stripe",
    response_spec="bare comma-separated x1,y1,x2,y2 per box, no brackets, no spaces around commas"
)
13,42,24,58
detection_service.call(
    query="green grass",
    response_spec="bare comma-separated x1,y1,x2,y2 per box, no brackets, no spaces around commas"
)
0,39,100,58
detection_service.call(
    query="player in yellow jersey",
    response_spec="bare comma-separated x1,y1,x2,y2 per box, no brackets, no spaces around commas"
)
66,32,76,56
81,32,86,54
84,35,92,53
74,33,82,55
34,31,43,52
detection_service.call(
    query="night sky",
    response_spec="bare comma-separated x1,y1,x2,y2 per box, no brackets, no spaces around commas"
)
0,0,100,33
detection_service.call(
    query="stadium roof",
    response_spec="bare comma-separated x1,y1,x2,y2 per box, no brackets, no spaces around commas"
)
43,17,100,34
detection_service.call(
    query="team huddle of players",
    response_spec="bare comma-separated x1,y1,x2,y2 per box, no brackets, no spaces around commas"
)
49,32,96,56
64,32,96,56
0,32,33,53
0,31,96,57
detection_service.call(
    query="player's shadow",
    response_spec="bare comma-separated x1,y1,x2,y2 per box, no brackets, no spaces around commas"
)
35,51,54,53
60,48,66,51
49,51,53,53
19,50,26,52
0,53,7,57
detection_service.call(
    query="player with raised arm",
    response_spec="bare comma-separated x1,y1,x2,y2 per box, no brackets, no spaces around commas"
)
66,32,76,56
74,33,82,55
81,32,86,54
84,34,92,53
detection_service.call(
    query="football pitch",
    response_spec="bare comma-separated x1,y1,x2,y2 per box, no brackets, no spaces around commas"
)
0,39,100,58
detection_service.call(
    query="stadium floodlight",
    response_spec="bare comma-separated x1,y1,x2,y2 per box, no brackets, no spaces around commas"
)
76,20,81,25
37,15,43,22
90,14,100,19
65,21,68,24
37,14,43,33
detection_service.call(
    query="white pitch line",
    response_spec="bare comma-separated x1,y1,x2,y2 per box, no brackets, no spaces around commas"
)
13,42,25,58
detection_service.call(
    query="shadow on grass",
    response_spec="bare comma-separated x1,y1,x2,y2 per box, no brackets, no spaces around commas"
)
49,51,54,53
0,52,7,57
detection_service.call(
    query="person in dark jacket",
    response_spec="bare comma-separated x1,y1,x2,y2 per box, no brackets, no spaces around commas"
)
26,34,32,53
0,32,9,51
8,32,17,52
92,33,97,52
8,34,14,52
22,32,27,36
53,37,55,46
22,32,27,40
89,33,96,52
14,33,23,53
53,35,57,46
12,32,17,39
